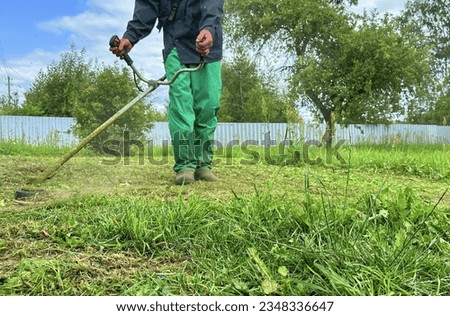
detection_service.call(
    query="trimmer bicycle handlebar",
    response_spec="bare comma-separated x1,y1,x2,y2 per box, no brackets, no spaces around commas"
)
109,34,204,87
109,35,134,66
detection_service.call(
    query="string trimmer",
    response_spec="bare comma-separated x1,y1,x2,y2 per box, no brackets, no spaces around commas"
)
27,35,204,186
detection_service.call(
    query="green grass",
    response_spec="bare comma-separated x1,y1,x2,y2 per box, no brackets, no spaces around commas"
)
0,142,449,295
0,139,93,157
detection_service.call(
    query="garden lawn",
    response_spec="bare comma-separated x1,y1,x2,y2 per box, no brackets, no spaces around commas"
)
0,143,449,295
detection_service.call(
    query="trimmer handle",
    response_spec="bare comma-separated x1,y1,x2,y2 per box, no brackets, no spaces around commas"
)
109,35,134,66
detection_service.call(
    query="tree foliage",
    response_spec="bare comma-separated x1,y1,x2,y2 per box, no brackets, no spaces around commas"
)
225,0,429,146
0,92,22,115
21,45,155,152
220,53,292,123
23,45,91,117
409,75,450,125
401,0,450,124
402,0,450,78
71,65,154,153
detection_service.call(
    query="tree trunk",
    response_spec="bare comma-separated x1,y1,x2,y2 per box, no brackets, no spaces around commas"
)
323,110,333,150
305,90,334,149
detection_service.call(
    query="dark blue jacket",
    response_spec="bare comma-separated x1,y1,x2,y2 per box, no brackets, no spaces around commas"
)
123,0,224,64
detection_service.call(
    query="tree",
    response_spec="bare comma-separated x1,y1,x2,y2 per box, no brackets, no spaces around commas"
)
23,44,91,117
71,64,154,153
220,53,292,123
20,45,156,153
402,0,450,79
401,0,450,124
434,84,450,126
225,0,429,147
0,92,21,115
410,75,450,125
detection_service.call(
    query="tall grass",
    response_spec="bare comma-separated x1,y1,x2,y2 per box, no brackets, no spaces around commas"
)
0,140,94,157
0,140,75,157
213,143,450,179
340,144,450,178
2,139,449,178
0,142,449,295
1,181,448,295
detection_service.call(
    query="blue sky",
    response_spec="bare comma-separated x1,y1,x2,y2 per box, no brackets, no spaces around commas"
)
0,0,407,109
1,1,86,57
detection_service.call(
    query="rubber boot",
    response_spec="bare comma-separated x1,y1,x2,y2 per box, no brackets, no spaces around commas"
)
175,170,195,185
194,169,220,182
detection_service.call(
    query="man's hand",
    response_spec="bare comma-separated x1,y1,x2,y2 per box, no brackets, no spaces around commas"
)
110,38,133,58
196,29,213,56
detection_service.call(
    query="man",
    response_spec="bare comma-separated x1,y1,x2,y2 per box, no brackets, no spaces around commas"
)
111,0,224,185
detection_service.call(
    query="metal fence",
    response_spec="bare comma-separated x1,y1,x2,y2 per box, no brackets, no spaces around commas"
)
0,115,78,147
1,115,450,147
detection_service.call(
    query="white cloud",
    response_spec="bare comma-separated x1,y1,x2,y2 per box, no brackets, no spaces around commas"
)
84,0,133,15
1,49,61,100
39,13,119,36
38,0,166,79
353,0,406,15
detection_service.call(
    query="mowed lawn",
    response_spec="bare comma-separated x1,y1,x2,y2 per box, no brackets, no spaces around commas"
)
0,143,449,295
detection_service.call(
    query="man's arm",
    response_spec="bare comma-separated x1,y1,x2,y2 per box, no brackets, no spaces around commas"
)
198,0,224,41
123,0,160,46
196,0,224,56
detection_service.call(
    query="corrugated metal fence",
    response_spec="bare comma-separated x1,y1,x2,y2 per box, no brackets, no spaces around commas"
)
0,115,78,147
1,115,450,147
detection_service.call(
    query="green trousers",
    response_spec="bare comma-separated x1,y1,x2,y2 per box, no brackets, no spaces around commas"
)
164,49,222,173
